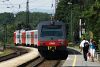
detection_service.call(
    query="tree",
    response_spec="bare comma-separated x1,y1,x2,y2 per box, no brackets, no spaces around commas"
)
82,0,100,41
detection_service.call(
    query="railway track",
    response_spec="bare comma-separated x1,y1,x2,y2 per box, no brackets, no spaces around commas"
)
22,56,62,67
36,59,61,67
20,47,81,67
0,46,28,62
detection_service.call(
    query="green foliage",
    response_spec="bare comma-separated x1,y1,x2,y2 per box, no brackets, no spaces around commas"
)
0,12,50,44
55,0,100,43
81,32,90,40
0,13,14,24
55,0,81,41
15,12,50,30
82,0,100,41
55,0,69,22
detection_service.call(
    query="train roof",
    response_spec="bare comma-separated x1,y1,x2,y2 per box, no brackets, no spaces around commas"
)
14,29,38,33
26,30,38,32
38,21,65,25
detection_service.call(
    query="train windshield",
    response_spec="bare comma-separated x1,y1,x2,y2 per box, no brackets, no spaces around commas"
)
42,25,62,29
41,25,63,37
41,31,63,37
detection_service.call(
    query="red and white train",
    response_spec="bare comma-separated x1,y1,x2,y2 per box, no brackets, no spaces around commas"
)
14,30,38,47
14,21,68,59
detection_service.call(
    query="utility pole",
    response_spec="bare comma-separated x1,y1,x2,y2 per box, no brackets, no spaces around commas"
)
55,0,59,11
71,4,73,42
51,0,59,21
26,0,29,30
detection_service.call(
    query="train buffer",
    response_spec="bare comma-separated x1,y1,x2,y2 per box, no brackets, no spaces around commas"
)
62,53,100,67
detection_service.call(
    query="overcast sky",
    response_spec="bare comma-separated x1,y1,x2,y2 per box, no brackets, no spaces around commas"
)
0,0,56,14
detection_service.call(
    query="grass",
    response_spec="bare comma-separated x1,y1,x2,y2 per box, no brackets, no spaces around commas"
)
0,43,16,57
68,42,80,50
0,48,14,57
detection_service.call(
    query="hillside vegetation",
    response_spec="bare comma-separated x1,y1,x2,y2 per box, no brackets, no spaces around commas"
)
0,12,50,44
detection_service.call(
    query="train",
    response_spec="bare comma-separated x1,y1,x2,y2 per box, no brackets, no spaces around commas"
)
14,20,68,59
37,21,68,59
14,30,38,47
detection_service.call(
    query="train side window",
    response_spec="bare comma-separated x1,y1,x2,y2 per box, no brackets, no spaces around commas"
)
17,35,20,38
27,35,30,38
35,34,37,39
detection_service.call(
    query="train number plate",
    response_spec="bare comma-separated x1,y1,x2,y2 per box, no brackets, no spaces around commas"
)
48,46,56,52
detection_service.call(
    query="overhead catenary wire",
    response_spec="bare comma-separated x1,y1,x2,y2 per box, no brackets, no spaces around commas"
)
0,0,22,14
0,0,53,14
0,0,43,6
0,0,52,9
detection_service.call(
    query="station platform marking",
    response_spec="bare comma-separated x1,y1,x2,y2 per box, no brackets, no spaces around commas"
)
62,55,100,67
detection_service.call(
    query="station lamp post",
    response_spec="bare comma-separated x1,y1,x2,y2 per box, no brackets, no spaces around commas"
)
68,2,73,43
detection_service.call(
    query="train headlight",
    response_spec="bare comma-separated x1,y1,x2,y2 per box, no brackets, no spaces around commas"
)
58,39,64,45
59,41,64,45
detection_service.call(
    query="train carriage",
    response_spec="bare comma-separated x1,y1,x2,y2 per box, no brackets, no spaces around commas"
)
37,21,68,59
26,30,38,47
14,30,38,47
14,30,19,45
14,29,25,45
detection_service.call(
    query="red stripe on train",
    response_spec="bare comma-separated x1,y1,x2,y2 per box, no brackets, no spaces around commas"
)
38,40,68,47
22,32,26,45
14,32,16,44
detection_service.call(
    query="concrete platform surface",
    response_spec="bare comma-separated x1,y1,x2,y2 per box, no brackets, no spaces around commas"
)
62,54,100,67
0,46,39,67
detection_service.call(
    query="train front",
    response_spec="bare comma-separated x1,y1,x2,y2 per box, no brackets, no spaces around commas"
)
37,21,68,59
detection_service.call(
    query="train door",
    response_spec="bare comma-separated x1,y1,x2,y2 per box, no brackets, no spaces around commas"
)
26,31,31,46
30,31,34,46
20,30,25,45
34,30,38,47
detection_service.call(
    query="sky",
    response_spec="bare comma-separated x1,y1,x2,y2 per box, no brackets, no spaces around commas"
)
0,0,56,14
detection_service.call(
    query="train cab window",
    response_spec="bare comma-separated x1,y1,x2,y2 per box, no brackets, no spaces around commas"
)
41,25,63,37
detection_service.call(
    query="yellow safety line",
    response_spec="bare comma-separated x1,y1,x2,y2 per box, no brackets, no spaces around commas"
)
72,55,77,67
